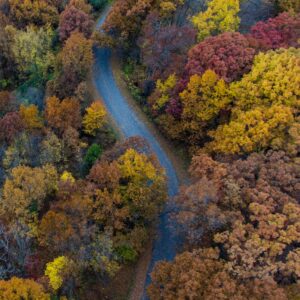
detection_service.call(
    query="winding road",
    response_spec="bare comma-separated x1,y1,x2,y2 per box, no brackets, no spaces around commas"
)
92,2,274,298
94,11,181,300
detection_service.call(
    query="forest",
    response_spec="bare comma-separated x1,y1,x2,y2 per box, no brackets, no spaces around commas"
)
0,0,299,299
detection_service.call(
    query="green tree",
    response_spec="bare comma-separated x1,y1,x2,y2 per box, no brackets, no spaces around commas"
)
88,0,108,10
84,143,103,171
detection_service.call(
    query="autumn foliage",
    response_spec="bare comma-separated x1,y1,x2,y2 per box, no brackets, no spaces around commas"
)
206,48,299,154
59,1,94,41
8,0,59,27
248,12,300,50
148,150,299,299
138,12,196,80
45,96,81,133
277,0,300,12
148,249,287,300
87,141,167,261
0,277,50,299
192,0,240,41
0,111,24,143
1,0,300,298
52,31,93,97
0,0,143,297
0,164,58,234
148,45,300,153
19,104,43,130
102,0,154,46
82,101,106,136
186,32,256,82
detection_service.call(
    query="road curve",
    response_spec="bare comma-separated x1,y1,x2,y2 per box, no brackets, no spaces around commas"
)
93,10,181,300
92,2,275,298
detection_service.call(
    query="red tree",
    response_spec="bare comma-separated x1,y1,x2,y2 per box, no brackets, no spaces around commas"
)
0,91,16,117
138,12,196,80
0,112,24,143
248,12,300,50
185,32,256,82
59,3,94,41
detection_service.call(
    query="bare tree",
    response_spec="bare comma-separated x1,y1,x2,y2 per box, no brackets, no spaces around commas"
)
0,223,32,279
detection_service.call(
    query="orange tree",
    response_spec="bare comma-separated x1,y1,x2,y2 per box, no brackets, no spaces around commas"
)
0,277,50,300
8,0,59,27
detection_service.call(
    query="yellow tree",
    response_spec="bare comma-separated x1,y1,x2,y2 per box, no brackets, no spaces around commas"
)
152,74,177,110
230,48,300,111
158,0,184,18
0,277,50,300
19,104,43,130
192,0,240,41
180,70,230,122
60,170,75,183
117,148,167,221
45,256,71,292
177,70,231,146
204,48,300,154
82,101,106,136
117,148,158,184
207,105,294,154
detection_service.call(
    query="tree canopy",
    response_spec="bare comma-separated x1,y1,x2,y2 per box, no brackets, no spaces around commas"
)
0,277,50,300
192,0,240,41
